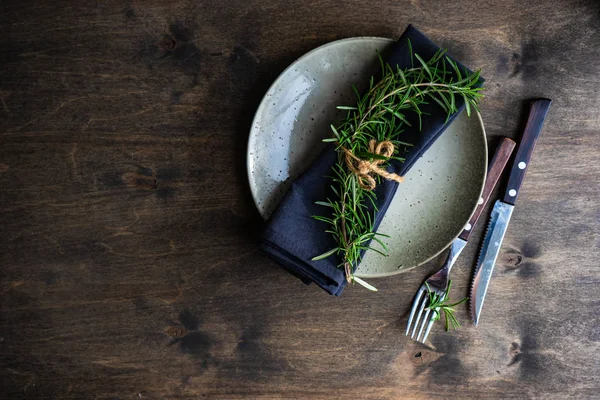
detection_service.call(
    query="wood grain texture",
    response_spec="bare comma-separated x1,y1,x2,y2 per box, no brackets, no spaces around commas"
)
1,0,599,399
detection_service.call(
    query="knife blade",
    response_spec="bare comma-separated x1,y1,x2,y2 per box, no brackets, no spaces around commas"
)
470,98,552,326
433,136,516,269
415,137,515,342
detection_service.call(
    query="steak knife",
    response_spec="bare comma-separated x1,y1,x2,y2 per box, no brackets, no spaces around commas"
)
470,98,552,326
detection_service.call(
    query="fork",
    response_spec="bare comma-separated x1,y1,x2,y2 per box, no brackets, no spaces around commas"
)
406,137,516,343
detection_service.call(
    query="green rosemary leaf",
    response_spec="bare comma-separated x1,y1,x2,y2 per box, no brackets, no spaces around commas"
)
366,192,378,211
469,69,482,86
351,174,357,212
311,247,339,261
425,280,467,331
315,201,333,207
313,216,334,224
358,245,387,257
429,94,449,113
446,297,469,307
390,139,413,147
463,93,472,116
430,48,445,65
365,206,373,229
337,106,358,110
446,56,462,81
353,276,378,291
398,67,408,85
355,151,389,161
414,54,432,79
330,124,340,139
370,236,389,252
446,310,460,330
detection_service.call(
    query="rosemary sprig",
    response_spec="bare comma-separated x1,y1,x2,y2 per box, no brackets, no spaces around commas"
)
425,280,468,331
312,47,484,290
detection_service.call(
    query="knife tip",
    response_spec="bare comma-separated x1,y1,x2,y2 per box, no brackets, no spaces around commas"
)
471,312,479,327
469,301,478,326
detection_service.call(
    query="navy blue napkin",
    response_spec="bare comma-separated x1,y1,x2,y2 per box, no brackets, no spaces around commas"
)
260,25,482,295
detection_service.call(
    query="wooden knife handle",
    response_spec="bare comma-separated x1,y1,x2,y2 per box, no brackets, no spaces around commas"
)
459,137,516,241
502,99,552,205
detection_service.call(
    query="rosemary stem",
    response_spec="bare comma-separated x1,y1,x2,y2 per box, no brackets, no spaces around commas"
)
311,49,483,290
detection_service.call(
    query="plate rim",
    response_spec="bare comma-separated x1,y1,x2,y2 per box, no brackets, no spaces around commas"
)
247,36,394,213
247,36,488,278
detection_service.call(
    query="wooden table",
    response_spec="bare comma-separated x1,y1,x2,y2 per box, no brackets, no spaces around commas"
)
2,1,599,398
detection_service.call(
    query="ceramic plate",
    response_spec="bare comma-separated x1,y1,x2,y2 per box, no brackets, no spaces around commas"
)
247,37,487,277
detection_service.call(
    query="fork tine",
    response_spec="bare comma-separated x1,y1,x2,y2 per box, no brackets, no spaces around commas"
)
416,308,432,342
406,287,426,335
421,313,436,343
411,292,429,338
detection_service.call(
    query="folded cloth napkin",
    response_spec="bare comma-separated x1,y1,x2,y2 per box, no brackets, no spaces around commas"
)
260,25,483,295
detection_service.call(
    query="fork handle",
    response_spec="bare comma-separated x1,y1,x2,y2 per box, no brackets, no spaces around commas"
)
458,137,516,241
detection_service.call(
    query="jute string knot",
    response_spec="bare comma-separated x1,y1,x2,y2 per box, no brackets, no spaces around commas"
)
342,139,404,190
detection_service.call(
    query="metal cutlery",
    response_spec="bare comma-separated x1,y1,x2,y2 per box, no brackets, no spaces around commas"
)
470,99,551,326
406,136,516,342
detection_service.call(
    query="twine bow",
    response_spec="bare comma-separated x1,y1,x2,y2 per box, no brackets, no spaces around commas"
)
342,139,404,190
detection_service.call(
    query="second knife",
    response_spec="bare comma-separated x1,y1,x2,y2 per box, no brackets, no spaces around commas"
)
470,98,552,326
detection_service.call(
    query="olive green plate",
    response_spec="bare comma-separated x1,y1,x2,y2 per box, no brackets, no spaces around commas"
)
247,37,487,277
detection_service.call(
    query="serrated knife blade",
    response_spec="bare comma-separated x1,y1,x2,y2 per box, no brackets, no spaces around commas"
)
469,98,551,326
469,200,513,325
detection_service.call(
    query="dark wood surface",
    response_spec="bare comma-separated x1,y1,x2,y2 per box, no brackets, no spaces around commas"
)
1,1,599,399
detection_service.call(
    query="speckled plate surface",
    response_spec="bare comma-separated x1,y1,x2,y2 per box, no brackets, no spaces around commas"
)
247,37,487,277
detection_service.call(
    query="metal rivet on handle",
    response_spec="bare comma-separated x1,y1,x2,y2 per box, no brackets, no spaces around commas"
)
509,189,517,197
465,223,472,231
518,162,526,170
